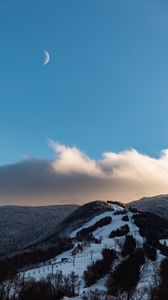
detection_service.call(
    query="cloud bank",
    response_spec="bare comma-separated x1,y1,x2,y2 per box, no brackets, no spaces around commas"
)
1,141,168,205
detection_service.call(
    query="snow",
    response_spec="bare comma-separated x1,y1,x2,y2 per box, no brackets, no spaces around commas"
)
18,204,164,299
131,252,164,300
22,206,128,282
23,239,106,282
112,204,125,211
160,239,168,246
70,211,113,238
22,206,141,282
22,206,140,280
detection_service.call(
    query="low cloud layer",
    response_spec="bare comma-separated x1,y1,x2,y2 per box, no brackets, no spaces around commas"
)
1,141,168,205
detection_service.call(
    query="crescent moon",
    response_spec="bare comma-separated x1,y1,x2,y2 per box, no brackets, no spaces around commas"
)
43,50,50,65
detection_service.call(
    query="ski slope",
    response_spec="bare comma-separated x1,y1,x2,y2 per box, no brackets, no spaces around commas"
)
20,203,162,299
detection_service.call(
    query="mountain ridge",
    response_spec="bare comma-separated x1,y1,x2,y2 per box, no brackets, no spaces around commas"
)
1,200,168,299
129,194,168,220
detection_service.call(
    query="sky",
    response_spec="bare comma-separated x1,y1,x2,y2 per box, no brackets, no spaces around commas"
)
1,0,168,204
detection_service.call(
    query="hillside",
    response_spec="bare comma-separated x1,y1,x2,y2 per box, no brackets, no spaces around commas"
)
1,201,168,299
129,194,168,219
0,204,78,256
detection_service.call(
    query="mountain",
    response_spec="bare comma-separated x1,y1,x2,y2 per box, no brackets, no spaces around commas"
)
1,200,168,300
129,194,168,219
0,204,78,257
36,200,113,245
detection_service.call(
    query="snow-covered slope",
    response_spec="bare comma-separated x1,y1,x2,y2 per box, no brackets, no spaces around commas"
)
17,202,167,300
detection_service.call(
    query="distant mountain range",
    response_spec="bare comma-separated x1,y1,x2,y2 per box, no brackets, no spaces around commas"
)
0,204,78,256
129,194,168,219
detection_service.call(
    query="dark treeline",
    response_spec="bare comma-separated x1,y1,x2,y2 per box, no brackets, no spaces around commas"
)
0,238,73,281
84,248,116,287
113,209,127,216
0,271,80,300
109,224,129,238
133,211,168,257
121,235,136,257
122,215,129,221
143,243,157,261
76,216,112,241
107,248,145,298
133,211,168,240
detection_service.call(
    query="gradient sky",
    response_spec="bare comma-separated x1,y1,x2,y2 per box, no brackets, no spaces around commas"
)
1,0,168,165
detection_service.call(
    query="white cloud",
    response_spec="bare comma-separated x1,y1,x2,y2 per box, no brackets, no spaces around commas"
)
47,141,168,202
48,140,100,175
1,141,168,205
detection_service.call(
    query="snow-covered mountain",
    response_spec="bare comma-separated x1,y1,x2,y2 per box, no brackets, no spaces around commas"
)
1,200,168,300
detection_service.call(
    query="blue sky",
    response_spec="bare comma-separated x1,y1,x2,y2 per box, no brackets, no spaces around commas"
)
1,0,168,165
